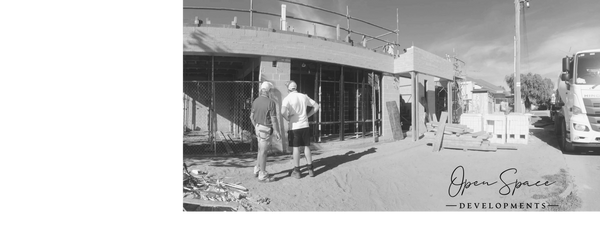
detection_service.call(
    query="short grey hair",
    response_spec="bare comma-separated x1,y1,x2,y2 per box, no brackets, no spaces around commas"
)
259,88,270,96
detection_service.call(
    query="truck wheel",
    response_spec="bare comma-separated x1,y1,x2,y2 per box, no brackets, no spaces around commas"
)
560,119,574,153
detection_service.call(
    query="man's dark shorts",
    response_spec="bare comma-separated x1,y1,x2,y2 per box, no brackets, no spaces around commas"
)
288,127,311,147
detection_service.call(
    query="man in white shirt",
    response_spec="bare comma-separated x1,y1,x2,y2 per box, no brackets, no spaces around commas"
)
281,81,320,178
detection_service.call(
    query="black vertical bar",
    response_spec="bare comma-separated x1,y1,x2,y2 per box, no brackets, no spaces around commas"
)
250,60,255,151
339,65,344,141
212,56,216,154
318,64,322,142
361,69,365,137
371,72,376,142
314,63,319,143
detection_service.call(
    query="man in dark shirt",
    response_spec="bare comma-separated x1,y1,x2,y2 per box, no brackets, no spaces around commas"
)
250,81,281,182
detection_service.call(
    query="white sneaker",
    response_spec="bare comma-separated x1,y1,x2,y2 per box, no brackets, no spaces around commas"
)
258,170,274,182
253,165,260,177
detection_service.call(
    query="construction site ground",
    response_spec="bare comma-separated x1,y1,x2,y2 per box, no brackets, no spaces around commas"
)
184,111,600,211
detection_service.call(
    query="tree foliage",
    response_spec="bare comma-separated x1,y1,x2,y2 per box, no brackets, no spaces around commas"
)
505,72,554,108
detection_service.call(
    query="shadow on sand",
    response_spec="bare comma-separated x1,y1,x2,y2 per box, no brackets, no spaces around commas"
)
271,147,378,181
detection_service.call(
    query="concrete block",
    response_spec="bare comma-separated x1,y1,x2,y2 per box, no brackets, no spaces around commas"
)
278,73,291,81
260,73,274,81
276,65,291,74
260,65,277,74
484,114,506,144
460,113,483,132
506,113,529,144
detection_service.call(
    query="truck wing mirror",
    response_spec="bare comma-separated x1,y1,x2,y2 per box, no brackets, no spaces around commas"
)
562,57,570,72
561,72,571,82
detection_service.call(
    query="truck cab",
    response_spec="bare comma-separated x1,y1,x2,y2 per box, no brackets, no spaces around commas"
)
555,49,600,152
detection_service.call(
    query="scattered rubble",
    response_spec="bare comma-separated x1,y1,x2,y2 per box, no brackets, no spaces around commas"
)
183,164,270,211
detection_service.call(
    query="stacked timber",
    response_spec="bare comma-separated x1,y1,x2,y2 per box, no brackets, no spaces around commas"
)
431,128,496,152
426,112,503,152
425,112,517,152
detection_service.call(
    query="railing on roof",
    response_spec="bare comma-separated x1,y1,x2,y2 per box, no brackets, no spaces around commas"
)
184,0,400,53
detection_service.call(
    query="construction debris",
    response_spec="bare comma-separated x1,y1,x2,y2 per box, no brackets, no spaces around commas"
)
426,112,517,152
183,163,267,211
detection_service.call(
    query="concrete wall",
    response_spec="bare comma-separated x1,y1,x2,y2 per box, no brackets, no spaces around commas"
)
412,47,455,81
393,47,454,81
184,26,394,73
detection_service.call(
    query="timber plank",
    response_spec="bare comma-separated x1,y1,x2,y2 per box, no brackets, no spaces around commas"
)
443,145,497,152
432,112,448,152
430,122,469,129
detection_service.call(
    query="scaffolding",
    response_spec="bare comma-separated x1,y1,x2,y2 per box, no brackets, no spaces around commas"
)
184,0,401,54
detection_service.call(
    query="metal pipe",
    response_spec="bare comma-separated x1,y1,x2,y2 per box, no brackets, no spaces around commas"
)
285,14,391,43
252,9,281,18
346,5,350,34
351,16,396,33
184,6,249,12
365,31,395,41
279,0,396,32
280,0,345,18
250,0,253,27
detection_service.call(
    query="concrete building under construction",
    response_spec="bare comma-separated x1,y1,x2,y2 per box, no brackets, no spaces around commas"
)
183,3,461,155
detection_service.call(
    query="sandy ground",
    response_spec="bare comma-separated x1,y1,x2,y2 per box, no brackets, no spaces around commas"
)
185,115,591,211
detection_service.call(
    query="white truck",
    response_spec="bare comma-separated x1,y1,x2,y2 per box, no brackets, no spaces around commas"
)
554,49,600,152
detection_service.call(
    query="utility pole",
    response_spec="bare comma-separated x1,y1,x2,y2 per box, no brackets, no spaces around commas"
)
514,0,521,113
396,8,399,55
514,0,529,113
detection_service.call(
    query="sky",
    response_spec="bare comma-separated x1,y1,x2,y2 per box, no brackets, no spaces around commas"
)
183,0,600,89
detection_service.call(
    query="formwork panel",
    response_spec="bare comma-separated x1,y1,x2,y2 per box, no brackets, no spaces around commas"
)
484,113,506,144
506,113,530,144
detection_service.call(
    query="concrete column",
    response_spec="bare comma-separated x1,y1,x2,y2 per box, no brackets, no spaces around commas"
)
416,74,429,139
259,56,291,153
411,72,417,141
380,73,401,142
426,77,438,122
